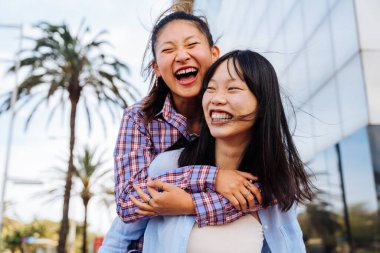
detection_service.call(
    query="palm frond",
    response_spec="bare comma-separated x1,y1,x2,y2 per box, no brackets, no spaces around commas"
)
90,170,112,186
75,18,87,41
0,91,12,113
103,99,117,122
86,40,111,51
93,103,108,137
45,97,64,130
102,82,129,108
81,96,92,134
47,80,61,98
91,30,108,43
59,89,67,126
18,74,45,93
24,96,49,131
98,70,114,83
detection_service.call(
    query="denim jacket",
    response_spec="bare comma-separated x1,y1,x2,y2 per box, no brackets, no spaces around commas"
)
99,150,306,253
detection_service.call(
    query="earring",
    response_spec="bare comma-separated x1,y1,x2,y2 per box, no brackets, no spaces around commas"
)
154,76,158,87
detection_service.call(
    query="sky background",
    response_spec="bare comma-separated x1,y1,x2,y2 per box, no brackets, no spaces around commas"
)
0,0,174,234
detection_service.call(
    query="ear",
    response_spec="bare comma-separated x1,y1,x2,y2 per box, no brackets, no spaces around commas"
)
152,61,161,77
211,45,220,62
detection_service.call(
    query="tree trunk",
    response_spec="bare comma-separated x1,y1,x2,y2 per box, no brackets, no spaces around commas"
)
57,97,78,253
82,203,88,253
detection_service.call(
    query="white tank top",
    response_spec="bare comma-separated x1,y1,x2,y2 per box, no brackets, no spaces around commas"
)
186,215,263,253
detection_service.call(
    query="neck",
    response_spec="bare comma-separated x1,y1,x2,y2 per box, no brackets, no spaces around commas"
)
215,136,250,170
174,97,201,134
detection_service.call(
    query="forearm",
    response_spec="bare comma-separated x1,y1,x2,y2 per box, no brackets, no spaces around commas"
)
128,168,262,225
121,165,217,220
146,164,260,226
114,109,156,222
150,165,218,192
117,157,219,221
99,217,148,253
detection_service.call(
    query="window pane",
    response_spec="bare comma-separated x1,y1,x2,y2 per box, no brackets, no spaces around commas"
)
285,53,310,107
368,125,380,210
330,0,359,69
298,127,379,251
298,146,347,251
336,54,368,137
306,21,335,94
340,127,379,249
311,79,342,153
302,0,329,39
284,2,304,53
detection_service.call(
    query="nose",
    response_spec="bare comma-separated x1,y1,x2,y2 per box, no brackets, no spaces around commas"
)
175,48,190,63
211,91,227,105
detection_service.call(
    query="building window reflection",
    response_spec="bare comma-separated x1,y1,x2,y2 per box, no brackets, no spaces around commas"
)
340,127,379,250
298,127,379,252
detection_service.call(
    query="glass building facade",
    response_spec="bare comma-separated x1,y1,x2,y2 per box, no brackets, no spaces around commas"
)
193,0,380,252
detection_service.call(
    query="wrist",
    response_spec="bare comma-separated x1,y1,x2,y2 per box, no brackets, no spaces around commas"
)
185,193,196,214
215,169,222,193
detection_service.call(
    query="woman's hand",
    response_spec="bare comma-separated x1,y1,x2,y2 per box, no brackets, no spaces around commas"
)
215,170,262,211
131,178,196,216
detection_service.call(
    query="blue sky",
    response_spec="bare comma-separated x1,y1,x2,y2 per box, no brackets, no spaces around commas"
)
0,0,172,234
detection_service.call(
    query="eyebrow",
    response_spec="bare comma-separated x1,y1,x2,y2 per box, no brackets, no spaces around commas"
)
158,35,198,47
209,77,237,84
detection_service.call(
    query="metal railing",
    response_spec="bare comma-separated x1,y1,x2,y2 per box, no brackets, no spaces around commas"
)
0,23,23,249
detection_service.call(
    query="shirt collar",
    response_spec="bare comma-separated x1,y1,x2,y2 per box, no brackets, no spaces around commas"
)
155,94,185,121
156,94,189,138
158,94,174,118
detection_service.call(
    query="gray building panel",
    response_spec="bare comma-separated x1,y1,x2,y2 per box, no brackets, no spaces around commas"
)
194,0,380,250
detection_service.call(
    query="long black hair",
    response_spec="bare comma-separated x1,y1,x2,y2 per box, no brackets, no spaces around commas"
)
179,50,314,210
141,4,215,123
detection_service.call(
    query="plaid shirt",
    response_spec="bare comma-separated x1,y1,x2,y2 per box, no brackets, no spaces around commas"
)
114,95,252,227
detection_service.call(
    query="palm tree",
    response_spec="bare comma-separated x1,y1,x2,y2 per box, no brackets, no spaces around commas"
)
74,146,113,253
0,21,138,253
36,146,114,253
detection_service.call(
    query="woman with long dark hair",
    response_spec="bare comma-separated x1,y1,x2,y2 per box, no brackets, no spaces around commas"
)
131,50,313,253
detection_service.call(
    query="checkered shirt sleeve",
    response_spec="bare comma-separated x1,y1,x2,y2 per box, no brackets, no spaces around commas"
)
114,108,155,222
114,108,219,224
191,182,263,227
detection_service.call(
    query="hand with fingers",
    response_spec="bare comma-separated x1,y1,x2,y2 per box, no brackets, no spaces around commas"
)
131,178,196,216
215,170,262,212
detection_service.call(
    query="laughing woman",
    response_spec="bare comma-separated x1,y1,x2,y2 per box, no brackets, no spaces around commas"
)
133,50,314,253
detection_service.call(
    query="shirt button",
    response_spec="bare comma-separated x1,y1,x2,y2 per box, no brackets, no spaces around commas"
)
263,225,268,230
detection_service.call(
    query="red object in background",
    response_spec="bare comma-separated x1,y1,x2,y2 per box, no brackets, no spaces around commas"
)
93,236,104,252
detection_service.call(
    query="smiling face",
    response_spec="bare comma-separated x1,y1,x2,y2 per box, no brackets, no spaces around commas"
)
153,20,219,105
202,59,258,142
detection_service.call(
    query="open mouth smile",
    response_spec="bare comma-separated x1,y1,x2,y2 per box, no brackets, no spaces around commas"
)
174,67,199,84
210,111,233,123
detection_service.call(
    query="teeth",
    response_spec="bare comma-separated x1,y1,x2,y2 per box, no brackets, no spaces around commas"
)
176,67,197,75
211,112,232,121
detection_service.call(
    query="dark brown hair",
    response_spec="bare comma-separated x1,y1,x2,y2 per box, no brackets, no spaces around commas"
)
141,6,215,123
179,50,314,210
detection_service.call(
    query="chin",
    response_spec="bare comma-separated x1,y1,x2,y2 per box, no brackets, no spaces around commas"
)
209,130,227,139
179,90,200,99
